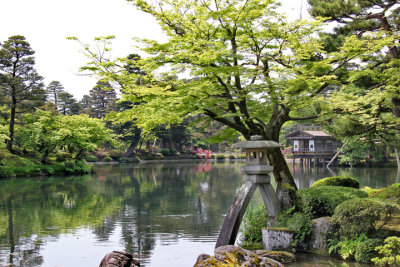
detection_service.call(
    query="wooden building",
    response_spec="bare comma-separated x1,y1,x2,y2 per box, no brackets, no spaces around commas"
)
285,130,342,167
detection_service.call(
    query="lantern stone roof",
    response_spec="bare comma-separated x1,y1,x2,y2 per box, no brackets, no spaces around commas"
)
285,130,333,140
233,136,281,149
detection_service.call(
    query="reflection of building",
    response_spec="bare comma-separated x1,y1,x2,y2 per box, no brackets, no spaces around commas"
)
285,130,342,167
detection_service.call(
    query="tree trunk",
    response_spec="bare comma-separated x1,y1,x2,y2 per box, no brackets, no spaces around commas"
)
267,147,297,190
6,98,17,152
123,131,141,157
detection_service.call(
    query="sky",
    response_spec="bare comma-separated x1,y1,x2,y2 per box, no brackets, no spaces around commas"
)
0,0,308,100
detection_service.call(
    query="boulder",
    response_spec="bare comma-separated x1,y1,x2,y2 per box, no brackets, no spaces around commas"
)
194,245,289,267
99,251,140,267
262,227,295,251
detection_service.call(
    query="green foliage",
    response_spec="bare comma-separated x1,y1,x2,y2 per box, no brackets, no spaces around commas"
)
372,236,400,266
329,233,368,260
103,156,112,162
228,155,236,160
240,204,267,245
370,184,400,203
312,176,360,189
160,148,170,156
0,35,45,151
56,152,72,162
332,198,399,238
286,212,313,246
109,150,123,160
64,160,75,169
85,154,98,162
15,110,112,161
216,154,226,160
299,186,368,217
355,238,382,263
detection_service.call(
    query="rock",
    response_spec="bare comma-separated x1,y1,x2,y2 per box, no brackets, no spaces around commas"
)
255,250,296,263
308,217,332,254
194,245,284,267
99,251,140,267
262,227,295,251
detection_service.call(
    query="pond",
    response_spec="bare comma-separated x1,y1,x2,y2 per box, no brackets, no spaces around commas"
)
0,161,398,267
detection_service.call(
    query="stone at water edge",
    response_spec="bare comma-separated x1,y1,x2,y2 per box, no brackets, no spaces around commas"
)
262,227,295,251
194,245,286,267
99,251,140,267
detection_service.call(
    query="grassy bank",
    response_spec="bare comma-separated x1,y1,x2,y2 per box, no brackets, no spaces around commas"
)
0,148,92,178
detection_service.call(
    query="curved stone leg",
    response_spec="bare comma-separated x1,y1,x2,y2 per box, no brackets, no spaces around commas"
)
215,180,257,248
257,183,280,217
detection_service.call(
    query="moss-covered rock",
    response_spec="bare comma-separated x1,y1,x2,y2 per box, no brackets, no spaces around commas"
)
299,186,368,218
312,176,360,189
194,245,287,267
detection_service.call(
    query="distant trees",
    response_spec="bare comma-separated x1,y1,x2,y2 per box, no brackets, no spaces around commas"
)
46,81,65,107
0,35,45,152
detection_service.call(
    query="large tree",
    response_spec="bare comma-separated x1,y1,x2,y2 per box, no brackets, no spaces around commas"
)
308,0,400,137
73,0,343,190
0,35,45,152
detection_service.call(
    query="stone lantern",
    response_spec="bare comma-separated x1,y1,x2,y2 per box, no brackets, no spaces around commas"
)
216,135,281,248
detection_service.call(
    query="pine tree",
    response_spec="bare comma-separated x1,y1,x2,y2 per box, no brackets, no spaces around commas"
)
0,35,45,151
88,81,117,118
46,80,65,106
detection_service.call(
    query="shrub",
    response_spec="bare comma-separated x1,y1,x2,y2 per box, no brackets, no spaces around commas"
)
160,148,170,156
332,198,399,237
85,154,98,162
169,148,177,155
240,204,267,245
372,236,400,266
286,212,313,246
109,150,123,160
216,154,226,160
355,238,382,263
312,176,360,189
103,156,112,162
228,155,236,159
64,160,75,169
56,152,72,162
299,186,368,218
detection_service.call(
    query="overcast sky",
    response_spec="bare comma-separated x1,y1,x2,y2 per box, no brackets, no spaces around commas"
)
0,0,308,100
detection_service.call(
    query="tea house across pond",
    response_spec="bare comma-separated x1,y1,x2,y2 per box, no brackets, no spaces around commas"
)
285,130,342,167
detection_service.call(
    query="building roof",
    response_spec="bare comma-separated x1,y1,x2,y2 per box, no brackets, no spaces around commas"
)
285,130,333,139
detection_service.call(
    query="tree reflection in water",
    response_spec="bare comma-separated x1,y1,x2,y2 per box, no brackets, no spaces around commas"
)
0,162,243,266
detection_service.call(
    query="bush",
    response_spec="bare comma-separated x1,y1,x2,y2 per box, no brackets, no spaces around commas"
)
312,176,360,189
332,198,399,238
169,148,177,155
55,152,72,162
240,204,267,245
228,155,236,159
355,238,382,263
64,160,75,169
286,212,313,246
109,150,123,160
216,154,226,160
160,148,170,156
85,154,98,162
299,186,368,218
372,236,400,266
103,156,112,162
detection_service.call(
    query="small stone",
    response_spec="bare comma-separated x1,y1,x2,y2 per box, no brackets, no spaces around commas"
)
99,251,140,267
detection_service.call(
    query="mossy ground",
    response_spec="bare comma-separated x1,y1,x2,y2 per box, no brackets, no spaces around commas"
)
0,145,91,178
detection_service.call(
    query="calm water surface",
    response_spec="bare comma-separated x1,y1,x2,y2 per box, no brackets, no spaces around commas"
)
0,162,398,267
